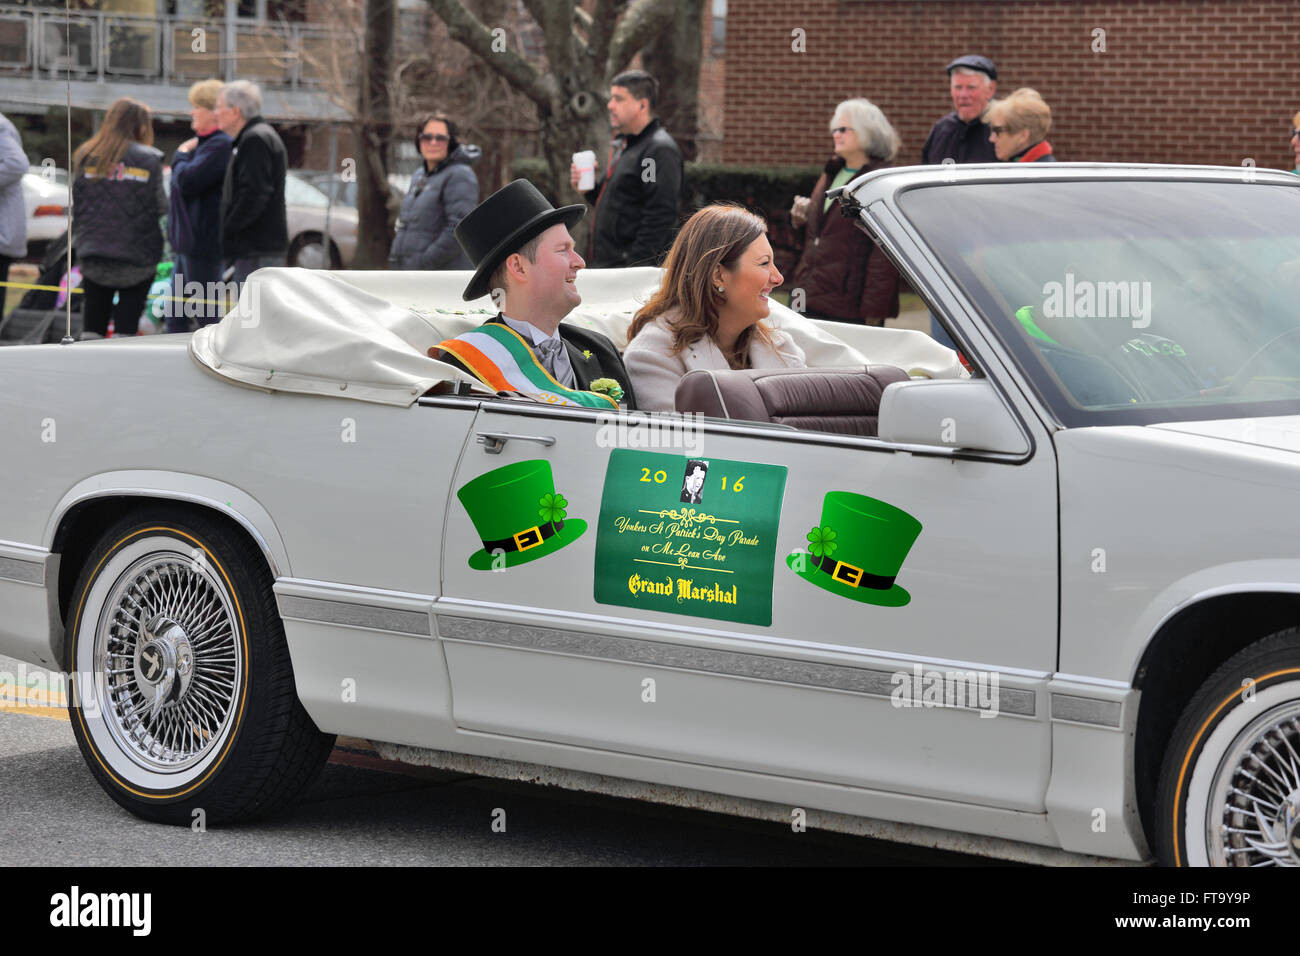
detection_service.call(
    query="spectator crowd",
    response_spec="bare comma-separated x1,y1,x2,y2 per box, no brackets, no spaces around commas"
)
0,53,1296,345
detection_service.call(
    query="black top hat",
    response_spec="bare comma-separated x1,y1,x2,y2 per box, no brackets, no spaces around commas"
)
454,179,586,302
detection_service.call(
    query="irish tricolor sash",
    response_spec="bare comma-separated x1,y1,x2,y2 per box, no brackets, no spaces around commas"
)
436,323,618,409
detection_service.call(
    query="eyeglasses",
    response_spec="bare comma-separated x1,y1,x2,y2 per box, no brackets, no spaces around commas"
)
831,126,850,135
989,125,1016,135
419,132,450,143
1291,128,1300,140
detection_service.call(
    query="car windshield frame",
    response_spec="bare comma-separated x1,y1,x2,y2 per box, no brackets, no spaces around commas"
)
895,175,1300,428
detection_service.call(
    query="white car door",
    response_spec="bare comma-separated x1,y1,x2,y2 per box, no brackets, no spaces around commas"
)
438,392,1057,811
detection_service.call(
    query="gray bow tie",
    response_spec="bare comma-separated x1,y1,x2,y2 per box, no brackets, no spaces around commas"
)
536,338,571,385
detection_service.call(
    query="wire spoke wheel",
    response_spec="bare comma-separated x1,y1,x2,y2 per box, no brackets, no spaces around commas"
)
1158,628,1300,866
96,549,242,776
1205,702,1300,866
67,508,334,825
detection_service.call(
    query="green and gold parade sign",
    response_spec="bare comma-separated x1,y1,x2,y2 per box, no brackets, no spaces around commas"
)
594,450,787,626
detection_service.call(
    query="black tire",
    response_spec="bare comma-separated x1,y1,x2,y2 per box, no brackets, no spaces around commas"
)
65,505,335,825
1154,627,1300,866
287,232,341,270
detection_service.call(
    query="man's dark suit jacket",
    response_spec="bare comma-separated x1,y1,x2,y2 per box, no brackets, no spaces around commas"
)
437,314,638,410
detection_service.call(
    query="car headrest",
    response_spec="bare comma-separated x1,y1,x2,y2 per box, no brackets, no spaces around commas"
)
674,365,910,436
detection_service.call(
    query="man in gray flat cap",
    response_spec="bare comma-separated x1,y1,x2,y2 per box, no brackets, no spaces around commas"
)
921,55,998,165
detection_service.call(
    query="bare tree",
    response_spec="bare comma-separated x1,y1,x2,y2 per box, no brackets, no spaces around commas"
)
354,0,396,268
391,4,540,194
424,0,695,205
640,0,702,161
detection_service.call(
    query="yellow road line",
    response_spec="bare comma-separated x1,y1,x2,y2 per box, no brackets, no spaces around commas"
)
0,702,69,722
0,687,67,706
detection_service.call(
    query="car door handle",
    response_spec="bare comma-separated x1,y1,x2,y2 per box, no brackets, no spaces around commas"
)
475,431,557,454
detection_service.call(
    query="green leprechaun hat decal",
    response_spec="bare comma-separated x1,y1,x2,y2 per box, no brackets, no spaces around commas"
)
457,459,586,570
786,491,922,607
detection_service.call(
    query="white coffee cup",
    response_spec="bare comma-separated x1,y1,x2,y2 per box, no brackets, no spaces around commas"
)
573,150,596,191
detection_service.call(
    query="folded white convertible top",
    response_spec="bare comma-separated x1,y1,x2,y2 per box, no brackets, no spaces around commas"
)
190,267,961,406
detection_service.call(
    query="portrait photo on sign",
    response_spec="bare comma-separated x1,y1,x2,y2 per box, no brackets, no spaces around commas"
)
680,460,709,504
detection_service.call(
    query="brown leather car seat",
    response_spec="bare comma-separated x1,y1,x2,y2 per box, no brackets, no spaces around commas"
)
674,365,911,435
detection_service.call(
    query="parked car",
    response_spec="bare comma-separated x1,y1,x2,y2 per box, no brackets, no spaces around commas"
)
284,171,358,269
20,169,69,261
291,168,408,213
2,164,1299,868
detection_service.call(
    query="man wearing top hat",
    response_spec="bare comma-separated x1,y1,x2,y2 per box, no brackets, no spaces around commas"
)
920,54,998,165
433,179,638,409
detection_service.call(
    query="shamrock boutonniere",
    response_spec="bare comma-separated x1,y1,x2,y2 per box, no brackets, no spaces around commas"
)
582,349,593,360
589,377,624,402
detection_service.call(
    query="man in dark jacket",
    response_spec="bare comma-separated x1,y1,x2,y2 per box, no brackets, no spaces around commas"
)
920,55,998,166
215,79,288,287
921,54,997,346
167,79,232,331
570,70,683,269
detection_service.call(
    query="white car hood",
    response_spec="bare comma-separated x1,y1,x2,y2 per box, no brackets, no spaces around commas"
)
1149,416,1300,454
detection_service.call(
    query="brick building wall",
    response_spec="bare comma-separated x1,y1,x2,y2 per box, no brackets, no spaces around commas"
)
724,0,1300,171
697,1,727,162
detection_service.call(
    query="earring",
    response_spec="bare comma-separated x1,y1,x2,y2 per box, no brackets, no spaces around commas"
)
715,285,724,293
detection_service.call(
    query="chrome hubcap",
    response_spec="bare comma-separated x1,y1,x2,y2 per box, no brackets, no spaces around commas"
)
1211,702,1300,866
134,616,194,720
95,551,241,774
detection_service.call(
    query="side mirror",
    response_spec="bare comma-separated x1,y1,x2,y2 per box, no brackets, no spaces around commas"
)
878,379,1029,455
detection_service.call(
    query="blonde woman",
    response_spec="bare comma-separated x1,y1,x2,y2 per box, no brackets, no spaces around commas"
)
168,79,232,330
987,88,1057,163
624,204,805,412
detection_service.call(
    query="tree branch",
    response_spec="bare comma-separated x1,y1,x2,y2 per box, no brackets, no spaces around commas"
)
605,0,676,78
425,0,552,107
520,0,579,92
587,0,619,81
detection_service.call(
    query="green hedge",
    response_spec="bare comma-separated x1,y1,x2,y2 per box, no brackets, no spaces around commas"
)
509,159,824,272
510,158,819,212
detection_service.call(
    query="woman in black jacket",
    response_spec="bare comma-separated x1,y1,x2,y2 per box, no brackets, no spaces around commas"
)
72,97,165,338
388,112,480,270
789,98,903,325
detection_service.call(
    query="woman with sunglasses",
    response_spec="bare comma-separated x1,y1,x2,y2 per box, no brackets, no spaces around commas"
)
388,112,481,270
986,88,1057,163
788,98,902,324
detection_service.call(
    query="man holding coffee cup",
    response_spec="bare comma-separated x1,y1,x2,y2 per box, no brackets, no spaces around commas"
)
569,70,683,269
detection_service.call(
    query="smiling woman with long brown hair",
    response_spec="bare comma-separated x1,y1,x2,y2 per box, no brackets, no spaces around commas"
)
623,203,805,412
71,97,165,338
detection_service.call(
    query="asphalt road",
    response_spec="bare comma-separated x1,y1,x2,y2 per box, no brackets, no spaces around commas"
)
0,655,997,866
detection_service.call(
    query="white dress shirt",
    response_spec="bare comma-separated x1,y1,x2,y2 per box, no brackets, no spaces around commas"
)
501,314,576,388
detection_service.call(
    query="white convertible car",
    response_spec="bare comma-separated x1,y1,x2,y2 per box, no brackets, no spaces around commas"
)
2,164,1299,868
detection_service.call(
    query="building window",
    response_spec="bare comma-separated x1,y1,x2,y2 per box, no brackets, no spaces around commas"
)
711,0,725,56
